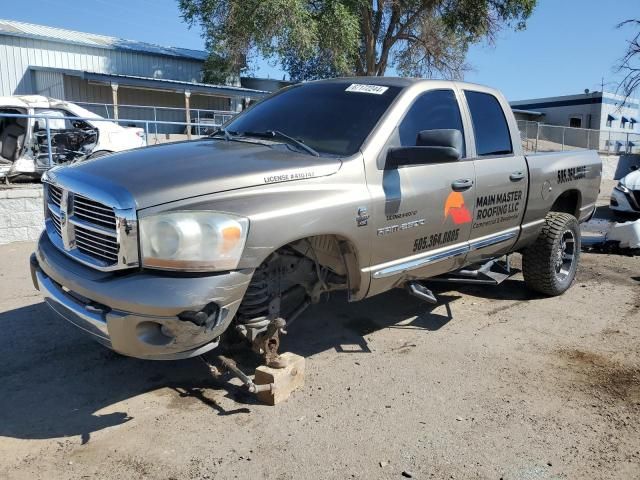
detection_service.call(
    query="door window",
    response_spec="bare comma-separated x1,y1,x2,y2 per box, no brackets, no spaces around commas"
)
33,109,68,130
398,89,465,156
464,91,513,157
34,109,92,131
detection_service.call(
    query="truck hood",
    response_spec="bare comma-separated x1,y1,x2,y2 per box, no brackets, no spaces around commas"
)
54,139,342,209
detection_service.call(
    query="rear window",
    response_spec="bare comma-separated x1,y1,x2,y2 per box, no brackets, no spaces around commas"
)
464,91,513,157
225,82,402,156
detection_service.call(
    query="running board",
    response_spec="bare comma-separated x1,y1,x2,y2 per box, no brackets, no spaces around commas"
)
406,281,438,304
430,256,513,286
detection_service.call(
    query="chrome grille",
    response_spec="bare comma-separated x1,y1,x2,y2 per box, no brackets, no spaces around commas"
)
49,184,62,208
73,194,117,230
50,212,62,236
74,225,119,263
44,182,138,271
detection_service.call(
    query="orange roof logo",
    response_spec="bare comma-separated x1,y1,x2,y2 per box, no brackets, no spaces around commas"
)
444,192,472,225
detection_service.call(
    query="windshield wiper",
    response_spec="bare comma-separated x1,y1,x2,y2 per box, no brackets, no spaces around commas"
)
210,128,237,141
241,130,320,157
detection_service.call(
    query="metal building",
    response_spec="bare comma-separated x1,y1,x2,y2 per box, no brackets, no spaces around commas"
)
0,18,267,128
511,91,640,152
511,91,639,131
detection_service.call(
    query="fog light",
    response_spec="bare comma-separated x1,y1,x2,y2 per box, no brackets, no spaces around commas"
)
610,197,619,207
136,321,173,346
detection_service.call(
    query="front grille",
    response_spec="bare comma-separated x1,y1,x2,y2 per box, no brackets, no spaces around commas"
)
45,183,127,269
50,213,62,236
74,224,119,263
73,194,117,230
49,184,62,208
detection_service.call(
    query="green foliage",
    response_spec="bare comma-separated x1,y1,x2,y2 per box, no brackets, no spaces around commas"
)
179,0,537,82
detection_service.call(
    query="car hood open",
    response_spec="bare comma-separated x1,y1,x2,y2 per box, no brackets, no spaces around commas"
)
52,139,342,209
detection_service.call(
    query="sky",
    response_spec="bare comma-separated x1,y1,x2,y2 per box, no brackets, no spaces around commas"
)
3,0,639,101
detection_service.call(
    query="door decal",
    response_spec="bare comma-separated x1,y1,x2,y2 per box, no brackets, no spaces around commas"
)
444,192,472,225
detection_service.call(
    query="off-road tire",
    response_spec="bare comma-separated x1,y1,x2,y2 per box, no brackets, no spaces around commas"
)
522,212,580,296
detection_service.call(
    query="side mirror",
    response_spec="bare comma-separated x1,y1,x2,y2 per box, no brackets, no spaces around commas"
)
386,129,463,168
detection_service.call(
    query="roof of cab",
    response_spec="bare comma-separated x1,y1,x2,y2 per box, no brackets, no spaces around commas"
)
308,76,500,94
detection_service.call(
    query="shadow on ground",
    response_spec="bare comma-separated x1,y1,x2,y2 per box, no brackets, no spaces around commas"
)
0,277,537,442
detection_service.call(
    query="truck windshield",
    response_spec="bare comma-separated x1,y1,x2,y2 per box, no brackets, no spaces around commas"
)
223,82,402,157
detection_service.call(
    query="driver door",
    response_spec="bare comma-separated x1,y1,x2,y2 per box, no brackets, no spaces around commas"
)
366,89,476,294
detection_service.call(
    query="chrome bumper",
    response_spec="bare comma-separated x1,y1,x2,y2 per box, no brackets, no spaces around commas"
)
32,233,253,360
36,266,112,344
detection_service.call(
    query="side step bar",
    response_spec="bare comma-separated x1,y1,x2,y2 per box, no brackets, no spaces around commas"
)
406,281,438,304
430,256,513,286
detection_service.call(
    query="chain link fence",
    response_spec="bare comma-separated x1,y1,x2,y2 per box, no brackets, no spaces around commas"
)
517,120,640,155
74,102,236,136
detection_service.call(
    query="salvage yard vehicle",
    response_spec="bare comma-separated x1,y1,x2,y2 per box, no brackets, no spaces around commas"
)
0,95,146,179
31,78,601,369
610,167,640,216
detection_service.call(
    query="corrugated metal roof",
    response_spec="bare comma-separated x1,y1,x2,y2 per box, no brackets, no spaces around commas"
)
0,18,208,61
31,66,269,97
511,108,544,116
81,70,270,96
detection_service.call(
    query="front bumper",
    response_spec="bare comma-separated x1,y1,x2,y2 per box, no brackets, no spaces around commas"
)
32,233,253,360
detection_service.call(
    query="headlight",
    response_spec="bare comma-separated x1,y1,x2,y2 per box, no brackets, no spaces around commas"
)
614,182,630,194
140,211,248,271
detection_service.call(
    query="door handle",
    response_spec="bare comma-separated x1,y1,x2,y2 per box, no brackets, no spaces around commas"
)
451,179,473,191
510,171,525,181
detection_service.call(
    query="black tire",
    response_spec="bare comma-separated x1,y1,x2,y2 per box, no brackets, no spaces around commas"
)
522,212,580,296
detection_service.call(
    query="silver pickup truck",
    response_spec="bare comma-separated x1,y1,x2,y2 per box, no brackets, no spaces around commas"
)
31,78,601,365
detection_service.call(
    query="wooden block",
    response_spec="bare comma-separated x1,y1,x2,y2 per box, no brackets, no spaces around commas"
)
254,352,305,405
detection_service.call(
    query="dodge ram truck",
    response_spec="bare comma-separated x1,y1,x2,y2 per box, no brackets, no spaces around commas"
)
31,78,601,365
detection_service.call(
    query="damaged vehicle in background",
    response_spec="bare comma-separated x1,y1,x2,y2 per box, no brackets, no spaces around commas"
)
610,166,640,217
0,95,146,180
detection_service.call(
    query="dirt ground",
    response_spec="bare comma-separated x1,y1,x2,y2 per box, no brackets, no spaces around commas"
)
1,191,639,479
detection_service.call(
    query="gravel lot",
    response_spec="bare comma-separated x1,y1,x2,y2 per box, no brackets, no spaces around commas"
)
1,191,639,479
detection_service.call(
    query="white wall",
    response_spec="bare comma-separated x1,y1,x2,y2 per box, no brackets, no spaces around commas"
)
0,187,44,245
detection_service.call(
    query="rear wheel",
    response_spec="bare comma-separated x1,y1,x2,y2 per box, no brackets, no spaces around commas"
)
522,212,580,296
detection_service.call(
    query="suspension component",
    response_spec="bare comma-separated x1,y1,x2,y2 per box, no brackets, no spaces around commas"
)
253,317,287,368
234,245,347,367
201,355,274,394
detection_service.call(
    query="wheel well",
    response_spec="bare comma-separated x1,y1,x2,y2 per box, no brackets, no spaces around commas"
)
550,189,581,219
276,235,361,297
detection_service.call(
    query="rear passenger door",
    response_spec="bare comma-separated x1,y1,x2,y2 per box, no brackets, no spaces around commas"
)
462,89,528,262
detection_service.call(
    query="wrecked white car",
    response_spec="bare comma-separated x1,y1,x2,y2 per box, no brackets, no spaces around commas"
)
582,217,640,255
610,168,640,215
0,96,146,179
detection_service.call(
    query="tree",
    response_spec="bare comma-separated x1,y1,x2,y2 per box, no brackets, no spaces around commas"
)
616,19,640,102
179,0,536,83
